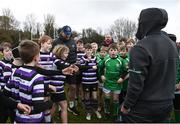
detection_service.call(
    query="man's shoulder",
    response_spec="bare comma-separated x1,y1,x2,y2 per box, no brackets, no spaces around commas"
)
54,37,63,44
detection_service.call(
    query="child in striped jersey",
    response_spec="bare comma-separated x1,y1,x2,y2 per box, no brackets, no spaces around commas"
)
7,40,53,123
76,39,85,105
3,47,24,122
0,42,13,90
51,44,77,123
38,35,55,70
38,35,55,123
80,43,101,120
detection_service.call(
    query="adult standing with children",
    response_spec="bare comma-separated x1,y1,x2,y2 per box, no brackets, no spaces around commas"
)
121,8,179,122
53,25,79,115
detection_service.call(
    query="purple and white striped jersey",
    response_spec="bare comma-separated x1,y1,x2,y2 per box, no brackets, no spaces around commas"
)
38,52,56,91
50,59,69,94
4,64,21,100
0,59,12,90
10,66,45,123
39,52,56,70
80,55,98,84
76,51,85,64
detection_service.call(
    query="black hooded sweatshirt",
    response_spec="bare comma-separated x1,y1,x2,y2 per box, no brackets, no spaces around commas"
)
123,8,179,109
53,36,77,64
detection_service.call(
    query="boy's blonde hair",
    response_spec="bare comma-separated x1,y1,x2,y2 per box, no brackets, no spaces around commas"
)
126,38,135,45
52,45,69,59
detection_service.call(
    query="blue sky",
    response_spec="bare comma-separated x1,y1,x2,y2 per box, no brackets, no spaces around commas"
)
0,0,179,41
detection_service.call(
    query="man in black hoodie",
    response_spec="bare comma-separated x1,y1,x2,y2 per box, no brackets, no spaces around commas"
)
121,8,179,122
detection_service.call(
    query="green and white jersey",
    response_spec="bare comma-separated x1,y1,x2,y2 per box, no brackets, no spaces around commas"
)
100,55,124,91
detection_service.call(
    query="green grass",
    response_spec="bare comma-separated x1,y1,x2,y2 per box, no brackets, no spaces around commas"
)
52,100,114,123
52,85,176,123
52,85,115,123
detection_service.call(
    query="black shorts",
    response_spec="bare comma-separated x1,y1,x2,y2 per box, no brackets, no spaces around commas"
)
50,92,66,103
76,73,82,84
66,75,76,84
174,94,180,109
82,83,98,92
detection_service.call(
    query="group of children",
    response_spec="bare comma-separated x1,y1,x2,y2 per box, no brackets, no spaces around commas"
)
0,35,134,123
75,38,134,121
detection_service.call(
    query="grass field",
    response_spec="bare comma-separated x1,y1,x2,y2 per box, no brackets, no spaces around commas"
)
52,99,115,123
52,99,176,123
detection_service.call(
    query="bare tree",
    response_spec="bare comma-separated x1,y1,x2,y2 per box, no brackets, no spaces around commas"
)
23,14,36,40
82,28,104,46
109,18,137,41
0,8,19,30
35,22,42,38
43,14,55,38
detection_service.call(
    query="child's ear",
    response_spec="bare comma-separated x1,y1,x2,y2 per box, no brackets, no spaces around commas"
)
41,43,44,47
34,54,40,63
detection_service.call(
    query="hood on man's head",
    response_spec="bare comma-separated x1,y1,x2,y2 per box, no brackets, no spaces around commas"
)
62,25,72,36
136,8,168,40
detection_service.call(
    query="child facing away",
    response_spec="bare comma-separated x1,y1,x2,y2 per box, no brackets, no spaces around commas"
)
80,43,101,120
99,43,125,122
5,40,54,123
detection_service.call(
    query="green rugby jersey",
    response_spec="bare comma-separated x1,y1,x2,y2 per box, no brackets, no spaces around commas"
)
100,55,125,91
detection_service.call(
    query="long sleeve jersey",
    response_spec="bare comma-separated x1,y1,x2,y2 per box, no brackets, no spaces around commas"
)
99,55,124,91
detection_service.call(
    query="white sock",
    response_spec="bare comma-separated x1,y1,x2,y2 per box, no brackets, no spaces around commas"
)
44,110,51,122
69,101,74,108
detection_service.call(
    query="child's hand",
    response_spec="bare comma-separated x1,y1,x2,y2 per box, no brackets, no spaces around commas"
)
49,85,56,92
92,66,97,70
17,103,31,115
101,75,106,82
71,64,79,73
62,67,74,75
117,78,124,84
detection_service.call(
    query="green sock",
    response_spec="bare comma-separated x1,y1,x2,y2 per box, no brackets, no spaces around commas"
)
113,101,119,116
104,97,110,114
175,110,180,123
